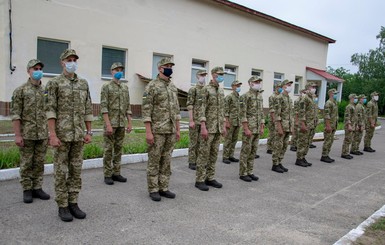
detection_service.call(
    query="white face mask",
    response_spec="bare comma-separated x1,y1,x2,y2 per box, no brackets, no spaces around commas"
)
373,95,379,101
197,76,206,84
65,61,78,73
285,86,292,93
310,88,316,94
251,83,261,91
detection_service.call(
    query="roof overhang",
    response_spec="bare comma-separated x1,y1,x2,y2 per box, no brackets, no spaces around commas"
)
306,67,344,82
211,0,336,44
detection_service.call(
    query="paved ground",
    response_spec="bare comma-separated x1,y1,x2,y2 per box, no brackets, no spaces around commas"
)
1,121,385,245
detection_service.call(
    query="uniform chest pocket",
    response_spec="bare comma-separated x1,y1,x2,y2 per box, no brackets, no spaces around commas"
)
73,88,88,104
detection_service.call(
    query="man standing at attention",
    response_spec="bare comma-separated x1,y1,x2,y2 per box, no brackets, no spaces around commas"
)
351,94,366,155
341,94,358,159
290,89,306,152
238,76,264,182
320,89,339,163
271,79,293,173
101,62,132,185
11,59,50,203
363,92,379,153
222,80,242,164
45,49,93,222
195,67,227,191
187,70,207,170
142,58,181,202
266,82,282,154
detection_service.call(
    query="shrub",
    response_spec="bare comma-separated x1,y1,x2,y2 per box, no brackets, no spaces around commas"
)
83,144,104,160
338,100,348,122
0,148,20,169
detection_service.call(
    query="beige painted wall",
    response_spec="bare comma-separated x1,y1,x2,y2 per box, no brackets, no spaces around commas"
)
0,0,331,108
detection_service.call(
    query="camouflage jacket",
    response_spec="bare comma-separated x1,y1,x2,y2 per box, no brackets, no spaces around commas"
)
224,91,241,126
45,73,93,142
366,100,378,125
274,93,294,132
142,75,181,134
186,84,204,125
323,99,338,129
100,80,132,128
198,80,225,134
240,89,265,133
355,103,366,127
299,93,317,129
10,79,48,140
268,92,279,114
344,103,357,128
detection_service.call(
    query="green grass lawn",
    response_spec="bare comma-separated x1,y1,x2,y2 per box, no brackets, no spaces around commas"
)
353,217,385,245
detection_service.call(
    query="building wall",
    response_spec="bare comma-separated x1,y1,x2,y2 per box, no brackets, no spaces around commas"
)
0,0,330,116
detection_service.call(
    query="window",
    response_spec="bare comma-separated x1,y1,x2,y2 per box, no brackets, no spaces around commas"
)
102,47,126,78
274,72,284,89
294,76,302,95
191,60,207,85
224,65,237,89
152,54,171,79
37,38,69,75
251,69,263,78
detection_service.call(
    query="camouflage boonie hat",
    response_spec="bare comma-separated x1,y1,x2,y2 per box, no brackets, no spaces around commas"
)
196,70,207,75
27,59,44,70
282,79,293,86
111,62,124,70
231,80,242,86
348,94,357,99
248,76,262,83
371,91,379,97
328,88,338,94
358,94,366,99
305,82,318,89
60,49,79,60
211,66,225,74
157,57,175,67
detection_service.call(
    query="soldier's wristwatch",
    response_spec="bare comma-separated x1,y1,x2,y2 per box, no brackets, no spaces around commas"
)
86,131,93,136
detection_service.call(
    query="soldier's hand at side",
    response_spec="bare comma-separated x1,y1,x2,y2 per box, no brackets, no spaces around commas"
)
189,121,195,129
84,134,92,144
49,135,61,148
222,127,227,137
106,124,113,136
244,128,252,138
300,124,308,133
15,136,24,147
277,125,284,136
325,125,332,133
348,125,353,132
259,124,265,135
371,123,375,128
201,127,208,140
126,123,132,134
146,131,154,145
226,121,231,129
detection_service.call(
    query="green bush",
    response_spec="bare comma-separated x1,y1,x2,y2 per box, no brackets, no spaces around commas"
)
123,140,148,154
175,133,190,149
83,143,104,160
0,148,20,169
338,100,348,122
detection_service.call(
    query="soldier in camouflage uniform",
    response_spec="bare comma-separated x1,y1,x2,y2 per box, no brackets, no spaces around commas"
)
267,83,282,154
320,89,339,163
142,58,181,202
295,83,318,167
187,70,207,170
11,59,50,204
101,62,132,185
222,80,242,164
45,49,93,222
351,94,366,155
271,79,293,173
309,94,319,149
363,91,379,152
341,94,357,159
290,89,306,152
238,76,265,182
195,67,227,191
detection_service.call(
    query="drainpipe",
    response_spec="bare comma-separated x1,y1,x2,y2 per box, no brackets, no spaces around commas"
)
9,0,16,74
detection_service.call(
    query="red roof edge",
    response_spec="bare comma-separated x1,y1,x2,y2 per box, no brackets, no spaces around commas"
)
211,0,336,44
306,67,344,82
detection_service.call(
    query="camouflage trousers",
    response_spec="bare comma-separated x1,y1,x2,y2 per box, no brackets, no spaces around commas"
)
272,132,290,165
310,129,317,145
147,133,176,193
196,133,221,182
54,141,84,208
239,133,259,176
341,129,354,155
19,139,48,191
322,129,336,157
296,128,315,159
291,123,299,147
364,126,375,148
267,122,275,151
188,124,201,164
351,129,364,152
103,127,125,177
223,125,240,159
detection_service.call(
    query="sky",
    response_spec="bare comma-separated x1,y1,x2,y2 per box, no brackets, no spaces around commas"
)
232,0,385,73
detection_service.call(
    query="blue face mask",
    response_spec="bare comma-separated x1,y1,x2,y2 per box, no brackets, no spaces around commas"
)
32,70,43,80
278,88,283,94
216,75,224,83
333,94,338,100
354,98,358,104
235,87,241,93
363,98,367,104
114,71,123,80
162,68,173,77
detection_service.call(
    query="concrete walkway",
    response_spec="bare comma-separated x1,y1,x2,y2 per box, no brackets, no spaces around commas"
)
1,121,385,245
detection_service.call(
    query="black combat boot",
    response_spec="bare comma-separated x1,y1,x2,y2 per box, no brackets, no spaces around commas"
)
363,147,375,152
290,146,297,152
248,174,259,181
328,156,335,162
222,158,231,164
254,155,260,159
159,190,176,199
341,154,353,159
195,182,209,191
278,164,288,172
23,190,33,204
228,156,239,162
188,163,196,170
320,156,333,163
309,144,316,148
68,203,86,219
32,189,50,200
104,177,114,185
266,149,273,154
112,174,127,182
303,158,312,167
350,151,360,155
58,207,73,222
295,159,308,167
272,165,284,173
239,175,252,182
205,179,222,188
149,192,161,201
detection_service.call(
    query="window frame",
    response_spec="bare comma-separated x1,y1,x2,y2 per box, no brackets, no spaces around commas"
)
36,37,70,77
152,53,172,79
191,59,207,85
101,46,127,80
273,72,284,91
294,76,302,95
224,65,238,89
